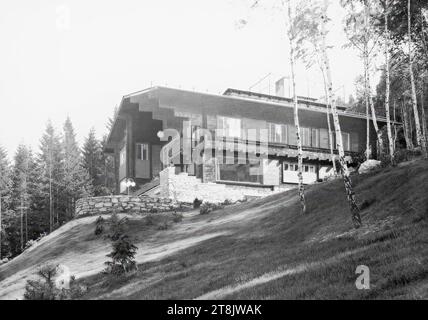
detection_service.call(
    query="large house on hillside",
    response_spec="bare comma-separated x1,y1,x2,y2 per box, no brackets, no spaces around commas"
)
104,86,389,200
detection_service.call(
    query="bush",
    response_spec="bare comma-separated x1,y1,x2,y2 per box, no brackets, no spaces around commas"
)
94,216,105,235
157,220,169,230
193,198,202,209
104,235,138,275
359,198,376,211
23,264,86,300
107,213,128,241
172,212,183,223
200,202,224,215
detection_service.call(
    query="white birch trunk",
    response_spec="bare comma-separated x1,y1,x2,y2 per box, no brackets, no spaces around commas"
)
408,0,428,158
287,1,306,214
321,1,362,228
364,53,371,159
319,60,337,174
402,101,413,150
421,82,428,143
363,1,383,158
384,1,395,164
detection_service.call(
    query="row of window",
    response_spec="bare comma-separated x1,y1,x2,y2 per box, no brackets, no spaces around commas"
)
217,116,353,151
283,163,315,173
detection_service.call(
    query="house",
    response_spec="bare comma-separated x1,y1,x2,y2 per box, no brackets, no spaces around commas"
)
104,86,389,200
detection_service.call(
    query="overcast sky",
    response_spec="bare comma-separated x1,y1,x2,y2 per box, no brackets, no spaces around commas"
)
0,0,367,159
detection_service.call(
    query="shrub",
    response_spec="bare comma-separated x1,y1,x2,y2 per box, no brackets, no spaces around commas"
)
172,212,183,223
107,213,128,241
359,198,376,211
23,264,86,300
104,235,138,275
200,202,224,215
222,199,233,206
157,220,169,230
94,216,105,236
193,198,202,209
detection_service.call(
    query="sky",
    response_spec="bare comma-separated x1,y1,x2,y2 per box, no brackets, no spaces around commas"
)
0,0,367,159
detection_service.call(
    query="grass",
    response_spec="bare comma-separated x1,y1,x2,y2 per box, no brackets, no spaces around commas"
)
1,160,427,300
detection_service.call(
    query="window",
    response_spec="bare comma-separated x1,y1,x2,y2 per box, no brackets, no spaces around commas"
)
341,132,350,151
218,116,241,138
119,147,126,166
311,128,319,148
136,143,149,160
218,163,262,184
319,129,329,149
268,123,287,143
301,127,311,147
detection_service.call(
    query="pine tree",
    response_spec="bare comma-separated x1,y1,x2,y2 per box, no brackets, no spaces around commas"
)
10,144,33,251
0,146,12,259
61,117,93,220
38,121,63,233
100,135,116,195
82,128,104,196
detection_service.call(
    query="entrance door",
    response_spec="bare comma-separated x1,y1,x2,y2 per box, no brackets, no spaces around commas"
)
135,143,150,179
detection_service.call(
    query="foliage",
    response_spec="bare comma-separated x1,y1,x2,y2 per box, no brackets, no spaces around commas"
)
200,202,225,215
193,198,202,209
172,212,183,223
23,264,86,300
104,235,138,275
94,216,105,236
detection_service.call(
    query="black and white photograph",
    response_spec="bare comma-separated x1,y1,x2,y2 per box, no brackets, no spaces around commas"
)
0,0,427,310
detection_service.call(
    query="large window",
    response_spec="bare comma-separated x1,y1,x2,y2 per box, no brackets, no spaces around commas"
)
268,123,287,143
218,116,241,138
218,163,262,184
136,143,149,160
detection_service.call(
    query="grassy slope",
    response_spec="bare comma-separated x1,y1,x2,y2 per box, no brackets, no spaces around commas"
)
1,160,427,299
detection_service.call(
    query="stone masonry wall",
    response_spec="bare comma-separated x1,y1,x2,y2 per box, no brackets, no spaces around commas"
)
159,166,292,203
75,195,179,216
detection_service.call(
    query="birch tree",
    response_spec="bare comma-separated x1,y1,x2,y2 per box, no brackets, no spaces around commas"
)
342,0,383,159
408,0,428,158
321,0,362,228
286,0,306,214
383,0,395,164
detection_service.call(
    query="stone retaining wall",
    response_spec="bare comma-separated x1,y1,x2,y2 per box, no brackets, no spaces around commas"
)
159,167,293,203
75,195,179,216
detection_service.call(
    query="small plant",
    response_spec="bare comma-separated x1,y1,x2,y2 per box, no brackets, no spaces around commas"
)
172,212,183,223
108,213,128,241
193,198,202,209
157,220,169,230
359,198,376,211
104,235,138,275
23,264,86,300
222,199,233,206
94,216,105,235
200,202,224,215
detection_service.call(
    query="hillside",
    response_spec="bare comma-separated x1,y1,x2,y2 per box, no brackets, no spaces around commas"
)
0,160,427,300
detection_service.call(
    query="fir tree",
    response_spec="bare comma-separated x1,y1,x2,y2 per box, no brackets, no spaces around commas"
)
61,117,93,219
38,121,63,232
0,146,12,259
82,128,104,196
